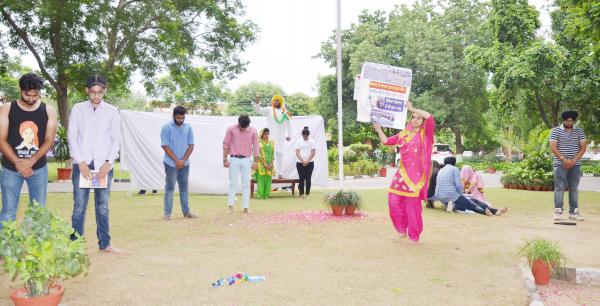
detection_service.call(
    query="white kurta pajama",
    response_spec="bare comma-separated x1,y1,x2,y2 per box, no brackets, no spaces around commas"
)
257,106,291,176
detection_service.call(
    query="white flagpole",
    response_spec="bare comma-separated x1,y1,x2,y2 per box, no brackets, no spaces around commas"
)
336,0,344,189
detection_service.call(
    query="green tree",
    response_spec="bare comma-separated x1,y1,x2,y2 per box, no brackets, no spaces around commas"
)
226,81,285,115
285,92,318,116
1,0,256,127
558,0,600,58
149,68,227,115
466,0,599,140
317,0,492,151
551,0,600,141
0,56,30,103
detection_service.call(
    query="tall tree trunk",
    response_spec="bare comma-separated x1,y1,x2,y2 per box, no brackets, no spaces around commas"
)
56,72,69,129
534,92,552,128
551,100,561,127
453,128,463,154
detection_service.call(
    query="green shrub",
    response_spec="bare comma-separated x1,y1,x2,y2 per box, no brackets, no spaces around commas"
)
373,144,394,167
325,190,362,209
517,238,567,270
349,143,372,156
0,203,90,297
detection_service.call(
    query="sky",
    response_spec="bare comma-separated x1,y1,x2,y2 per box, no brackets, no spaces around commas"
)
7,0,552,97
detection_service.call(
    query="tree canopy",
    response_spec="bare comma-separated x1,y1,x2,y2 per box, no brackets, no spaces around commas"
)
1,0,257,127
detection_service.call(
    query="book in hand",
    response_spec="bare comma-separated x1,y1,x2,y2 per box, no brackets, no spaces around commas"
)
79,170,108,188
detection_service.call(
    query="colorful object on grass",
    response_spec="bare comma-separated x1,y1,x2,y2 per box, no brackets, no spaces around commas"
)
266,210,367,225
212,273,266,288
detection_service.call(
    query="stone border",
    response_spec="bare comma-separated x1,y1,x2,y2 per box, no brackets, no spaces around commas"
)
555,267,600,286
519,258,600,306
518,258,544,306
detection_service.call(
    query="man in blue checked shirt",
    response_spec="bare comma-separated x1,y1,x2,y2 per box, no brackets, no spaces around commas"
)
431,157,506,216
160,105,197,220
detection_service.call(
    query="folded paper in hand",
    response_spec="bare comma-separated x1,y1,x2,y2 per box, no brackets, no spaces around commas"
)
79,170,108,188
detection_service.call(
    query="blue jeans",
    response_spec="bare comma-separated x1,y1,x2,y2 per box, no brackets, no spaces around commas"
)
71,162,113,250
0,165,48,229
163,163,190,216
453,195,497,215
228,157,252,209
553,165,581,213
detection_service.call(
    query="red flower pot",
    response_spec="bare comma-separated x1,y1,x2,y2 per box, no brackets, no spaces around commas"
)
531,260,552,285
57,168,72,181
331,205,343,216
378,167,387,177
10,284,64,306
344,206,356,216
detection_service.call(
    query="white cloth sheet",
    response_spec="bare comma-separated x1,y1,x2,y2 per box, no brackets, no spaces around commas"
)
119,111,328,194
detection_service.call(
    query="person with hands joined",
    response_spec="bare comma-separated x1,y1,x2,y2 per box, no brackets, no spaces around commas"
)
68,75,123,254
0,73,57,229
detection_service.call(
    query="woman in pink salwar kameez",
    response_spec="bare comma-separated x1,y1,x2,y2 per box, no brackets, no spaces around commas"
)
373,101,434,242
460,165,488,204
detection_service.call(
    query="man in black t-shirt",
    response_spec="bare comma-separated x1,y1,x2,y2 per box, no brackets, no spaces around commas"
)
0,73,58,229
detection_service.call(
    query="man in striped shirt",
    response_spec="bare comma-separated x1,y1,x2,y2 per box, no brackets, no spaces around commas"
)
549,110,586,221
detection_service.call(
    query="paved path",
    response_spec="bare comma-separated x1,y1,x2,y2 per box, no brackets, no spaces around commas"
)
8,168,600,194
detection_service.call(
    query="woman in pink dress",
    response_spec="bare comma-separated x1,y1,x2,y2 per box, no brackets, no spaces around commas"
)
461,165,508,215
460,165,488,204
373,101,434,243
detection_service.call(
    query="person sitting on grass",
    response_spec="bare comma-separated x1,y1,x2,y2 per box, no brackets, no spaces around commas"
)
431,157,507,216
460,165,490,205
426,160,441,208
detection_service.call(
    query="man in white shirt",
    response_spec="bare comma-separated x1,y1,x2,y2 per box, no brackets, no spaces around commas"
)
255,94,292,178
68,75,122,254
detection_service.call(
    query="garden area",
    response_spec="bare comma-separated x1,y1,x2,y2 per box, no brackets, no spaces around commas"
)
1,188,600,305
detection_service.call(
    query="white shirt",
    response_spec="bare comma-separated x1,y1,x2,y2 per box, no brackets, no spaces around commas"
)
295,137,316,162
68,100,121,168
257,106,291,153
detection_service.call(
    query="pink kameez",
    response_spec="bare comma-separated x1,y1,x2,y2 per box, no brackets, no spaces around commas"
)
460,165,490,206
385,116,435,241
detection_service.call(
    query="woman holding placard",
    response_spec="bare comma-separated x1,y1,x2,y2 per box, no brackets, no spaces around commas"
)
373,101,435,243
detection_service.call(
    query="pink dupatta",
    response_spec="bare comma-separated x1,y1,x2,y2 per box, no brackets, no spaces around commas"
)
386,116,435,200
460,165,488,204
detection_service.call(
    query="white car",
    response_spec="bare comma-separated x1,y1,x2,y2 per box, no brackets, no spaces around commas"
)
395,143,453,165
431,143,453,164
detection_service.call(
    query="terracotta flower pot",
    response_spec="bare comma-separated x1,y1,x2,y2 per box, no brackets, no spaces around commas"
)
486,167,496,174
10,284,64,306
331,205,344,216
534,185,541,191
527,185,535,191
57,168,72,181
378,167,387,177
531,260,552,285
344,206,356,216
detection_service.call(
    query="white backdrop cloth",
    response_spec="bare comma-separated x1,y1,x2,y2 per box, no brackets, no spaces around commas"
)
119,111,328,194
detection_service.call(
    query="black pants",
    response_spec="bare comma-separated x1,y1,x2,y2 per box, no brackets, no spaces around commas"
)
296,162,314,195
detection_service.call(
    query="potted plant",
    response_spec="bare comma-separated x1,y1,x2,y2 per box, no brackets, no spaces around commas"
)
53,126,72,181
500,174,513,189
325,190,362,216
0,202,90,306
374,144,393,177
517,238,567,285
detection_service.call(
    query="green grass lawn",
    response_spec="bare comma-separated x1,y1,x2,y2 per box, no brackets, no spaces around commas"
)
1,188,599,305
46,161,130,182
